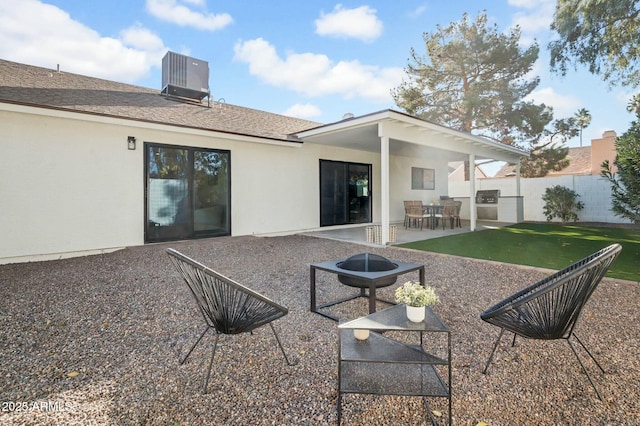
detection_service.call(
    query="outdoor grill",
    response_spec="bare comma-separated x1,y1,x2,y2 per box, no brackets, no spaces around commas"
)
476,190,500,204
476,189,500,220
336,253,399,287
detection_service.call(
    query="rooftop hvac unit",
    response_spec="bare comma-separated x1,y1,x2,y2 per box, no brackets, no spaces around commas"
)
161,51,210,102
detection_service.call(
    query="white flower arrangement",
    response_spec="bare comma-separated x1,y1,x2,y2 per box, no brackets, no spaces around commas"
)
394,281,439,307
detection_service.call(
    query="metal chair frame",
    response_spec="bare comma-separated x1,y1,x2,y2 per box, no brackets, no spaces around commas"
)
480,243,622,400
167,248,296,393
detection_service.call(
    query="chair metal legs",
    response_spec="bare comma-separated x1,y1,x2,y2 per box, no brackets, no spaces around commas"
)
482,328,605,400
180,326,210,365
180,324,296,393
482,328,505,374
567,334,605,400
179,326,218,393
269,323,297,366
203,334,220,393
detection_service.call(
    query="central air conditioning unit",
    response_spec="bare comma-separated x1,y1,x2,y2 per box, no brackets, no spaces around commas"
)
161,51,210,103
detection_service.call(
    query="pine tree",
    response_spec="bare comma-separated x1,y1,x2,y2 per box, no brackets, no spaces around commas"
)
550,0,640,88
393,12,572,178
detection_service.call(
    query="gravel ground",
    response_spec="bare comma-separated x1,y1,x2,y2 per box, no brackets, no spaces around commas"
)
1,235,638,425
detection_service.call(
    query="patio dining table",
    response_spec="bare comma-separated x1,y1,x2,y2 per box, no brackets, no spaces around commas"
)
422,204,444,230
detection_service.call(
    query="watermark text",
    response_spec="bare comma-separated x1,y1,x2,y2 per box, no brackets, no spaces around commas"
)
2,401,74,413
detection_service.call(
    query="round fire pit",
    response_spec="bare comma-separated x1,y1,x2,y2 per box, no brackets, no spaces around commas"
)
336,253,399,288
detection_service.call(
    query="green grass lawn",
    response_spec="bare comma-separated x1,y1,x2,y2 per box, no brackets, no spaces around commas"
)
398,222,640,282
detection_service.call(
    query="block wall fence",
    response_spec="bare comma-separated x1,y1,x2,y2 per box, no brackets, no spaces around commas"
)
449,174,632,224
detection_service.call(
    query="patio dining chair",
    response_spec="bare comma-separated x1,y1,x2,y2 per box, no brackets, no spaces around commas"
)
166,248,296,393
480,243,622,400
404,200,430,230
403,200,413,228
441,200,461,229
451,200,462,228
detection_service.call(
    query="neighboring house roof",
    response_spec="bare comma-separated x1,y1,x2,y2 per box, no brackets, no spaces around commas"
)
448,161,488,180
494,146,593,177
553,146,592,175
0,59,320,142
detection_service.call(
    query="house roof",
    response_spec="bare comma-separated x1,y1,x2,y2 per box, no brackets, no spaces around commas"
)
494,145,592,177
0,58,529,164
297,109,529,163
0,59,320,142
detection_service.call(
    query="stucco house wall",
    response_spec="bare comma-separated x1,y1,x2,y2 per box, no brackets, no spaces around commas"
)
1,105,389,263
2,108,144,260
388,154,449,224
1,103,473,263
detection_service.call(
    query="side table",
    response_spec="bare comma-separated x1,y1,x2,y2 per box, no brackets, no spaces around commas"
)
337,304,451,425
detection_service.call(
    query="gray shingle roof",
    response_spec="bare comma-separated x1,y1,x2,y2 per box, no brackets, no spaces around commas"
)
0,59,321,142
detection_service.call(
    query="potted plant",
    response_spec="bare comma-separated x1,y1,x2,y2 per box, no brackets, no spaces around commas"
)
395,281,440,322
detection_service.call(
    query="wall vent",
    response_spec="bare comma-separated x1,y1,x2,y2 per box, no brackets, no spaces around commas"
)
161,51,210,103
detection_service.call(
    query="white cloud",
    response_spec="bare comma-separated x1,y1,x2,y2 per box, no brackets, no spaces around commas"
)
0,0,166,83
508,0,555,39
523,58,545,82
616,91,636,108
409,4,428,18
120,24,166,51
145,0,232,31
233,38,403,103
508,0,540,8
283,103,323,119
315,5,383,42
525,87,580,117
511,9,553,34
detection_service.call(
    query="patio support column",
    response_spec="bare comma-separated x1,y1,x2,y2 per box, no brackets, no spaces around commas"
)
380,134,390,245
516,159,523,222
516,160,521,196
469,154,477,231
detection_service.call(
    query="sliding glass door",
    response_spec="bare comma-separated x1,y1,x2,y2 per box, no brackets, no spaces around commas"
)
320,160,371,226
145,143,230,242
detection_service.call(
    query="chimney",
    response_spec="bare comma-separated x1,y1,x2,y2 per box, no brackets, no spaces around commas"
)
590,130,617,174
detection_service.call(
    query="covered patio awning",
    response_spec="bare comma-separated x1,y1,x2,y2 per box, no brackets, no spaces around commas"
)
296,109,529,244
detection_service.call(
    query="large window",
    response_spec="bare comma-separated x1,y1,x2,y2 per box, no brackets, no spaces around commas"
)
320,160,371,226
145,143,230,242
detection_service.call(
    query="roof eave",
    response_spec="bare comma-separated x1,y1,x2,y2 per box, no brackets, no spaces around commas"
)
294,108,529,159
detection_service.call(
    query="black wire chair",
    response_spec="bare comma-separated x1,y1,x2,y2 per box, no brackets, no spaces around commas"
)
480,243,622,400
167,248,296,393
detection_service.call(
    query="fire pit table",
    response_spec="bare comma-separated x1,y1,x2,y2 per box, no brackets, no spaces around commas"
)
310,253,425,321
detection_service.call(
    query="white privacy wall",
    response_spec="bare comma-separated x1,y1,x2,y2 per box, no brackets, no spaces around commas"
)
449,175,631,224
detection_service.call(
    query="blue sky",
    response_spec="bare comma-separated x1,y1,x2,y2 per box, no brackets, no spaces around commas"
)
0,0,635,151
